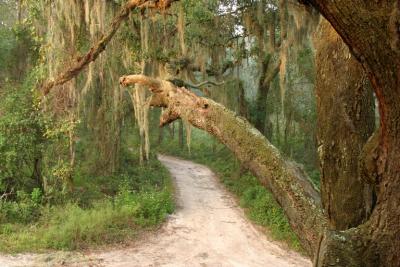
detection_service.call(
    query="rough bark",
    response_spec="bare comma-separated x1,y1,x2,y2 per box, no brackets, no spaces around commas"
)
119,74,326,256
313,19,375,230
300,1,400,266
40,0,178,95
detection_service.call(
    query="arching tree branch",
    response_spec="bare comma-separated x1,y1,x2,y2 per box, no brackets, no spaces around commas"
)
40,0,178,95
120,74,326,256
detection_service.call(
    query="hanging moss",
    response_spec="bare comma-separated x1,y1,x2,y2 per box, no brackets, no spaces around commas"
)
130,85,151,164
177,2,186,56
39,0,128,175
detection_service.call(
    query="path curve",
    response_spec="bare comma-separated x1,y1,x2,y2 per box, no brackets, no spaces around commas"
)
0,155,311,267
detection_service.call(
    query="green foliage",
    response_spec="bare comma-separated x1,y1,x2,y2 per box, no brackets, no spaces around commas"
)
239,183,299,244
183,0,233,47
0,200,137,252
0,28,16,77
0,21,39,82
0,79,44,193
0,157,175,253
115,187,174,227
307,168,320,188
41,201,139,250
297,46,315,83
0,12,44,193
0,188,43,224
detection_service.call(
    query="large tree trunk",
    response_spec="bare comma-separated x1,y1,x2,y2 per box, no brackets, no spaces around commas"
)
313,19,376,230
119,74,326,257
300,1,400,266
118,2,400,265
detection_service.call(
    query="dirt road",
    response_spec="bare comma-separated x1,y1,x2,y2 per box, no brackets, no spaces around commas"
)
0,155,311,267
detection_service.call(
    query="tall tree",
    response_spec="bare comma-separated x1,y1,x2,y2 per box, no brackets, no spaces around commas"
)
298,1,400,266
313,18,376,230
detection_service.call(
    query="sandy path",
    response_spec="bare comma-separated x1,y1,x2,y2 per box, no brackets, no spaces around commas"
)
0,155,311,267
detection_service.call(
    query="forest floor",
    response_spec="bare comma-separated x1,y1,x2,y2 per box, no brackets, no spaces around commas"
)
0,155,310,267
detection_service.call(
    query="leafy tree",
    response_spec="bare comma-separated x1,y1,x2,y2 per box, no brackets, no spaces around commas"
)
0,78,44,195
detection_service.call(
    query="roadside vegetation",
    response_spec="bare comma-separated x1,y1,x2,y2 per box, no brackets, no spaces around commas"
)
0,152,174,253
0,6,174,252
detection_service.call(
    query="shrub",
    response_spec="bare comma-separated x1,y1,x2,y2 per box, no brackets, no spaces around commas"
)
0,157,175,253
0,188,43,224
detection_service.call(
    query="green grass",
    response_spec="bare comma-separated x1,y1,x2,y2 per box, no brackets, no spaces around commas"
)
0,156,175,253
157,128,302,251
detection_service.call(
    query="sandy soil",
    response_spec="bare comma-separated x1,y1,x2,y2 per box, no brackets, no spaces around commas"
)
0,155,311,267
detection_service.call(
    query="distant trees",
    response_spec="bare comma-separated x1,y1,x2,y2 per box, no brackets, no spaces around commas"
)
0,81,44,196
0,0,42,197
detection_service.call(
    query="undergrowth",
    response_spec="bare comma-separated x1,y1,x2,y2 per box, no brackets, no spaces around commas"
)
0,156,174,253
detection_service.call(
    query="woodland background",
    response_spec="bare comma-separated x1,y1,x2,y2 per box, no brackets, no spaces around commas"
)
0,0,380,261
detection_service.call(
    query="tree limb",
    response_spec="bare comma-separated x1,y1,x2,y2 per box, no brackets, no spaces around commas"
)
167,78,224,89
40,0,178,95
120,74,326,256
192,80,224,88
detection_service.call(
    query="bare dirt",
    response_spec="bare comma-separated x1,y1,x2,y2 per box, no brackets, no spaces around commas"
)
0,155,311,267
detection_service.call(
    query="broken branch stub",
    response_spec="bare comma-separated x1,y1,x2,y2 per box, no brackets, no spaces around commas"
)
120,74,210,127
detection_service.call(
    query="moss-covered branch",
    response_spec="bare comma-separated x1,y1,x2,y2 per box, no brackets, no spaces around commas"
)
120,74,326,256
40,0,178,95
